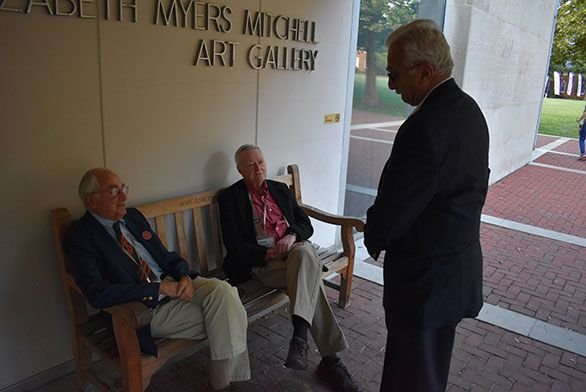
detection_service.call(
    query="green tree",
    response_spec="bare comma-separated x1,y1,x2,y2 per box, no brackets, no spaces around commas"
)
358,0,418,106
550,0,586,74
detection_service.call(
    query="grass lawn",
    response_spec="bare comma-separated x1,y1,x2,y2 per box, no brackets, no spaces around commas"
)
353,72,586,138
539,98,585,138
353,72,412,118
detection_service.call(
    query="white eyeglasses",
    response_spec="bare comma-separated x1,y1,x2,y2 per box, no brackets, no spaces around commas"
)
89,185,129,197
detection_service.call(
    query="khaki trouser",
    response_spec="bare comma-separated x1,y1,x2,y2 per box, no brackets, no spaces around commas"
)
254,241,348,357
150,276,250,382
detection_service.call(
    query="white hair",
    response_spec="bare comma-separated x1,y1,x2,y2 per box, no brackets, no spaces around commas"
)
78,168,105,208
385,19,453,76
234,144,261,167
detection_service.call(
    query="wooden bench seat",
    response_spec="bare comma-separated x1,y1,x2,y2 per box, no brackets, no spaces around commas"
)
50,164,364,391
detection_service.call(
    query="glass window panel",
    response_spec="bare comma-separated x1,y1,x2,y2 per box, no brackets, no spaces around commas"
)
344,0,446,217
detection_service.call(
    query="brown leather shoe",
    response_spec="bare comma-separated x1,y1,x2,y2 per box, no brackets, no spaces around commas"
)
284,337,309,370
316,358,363,392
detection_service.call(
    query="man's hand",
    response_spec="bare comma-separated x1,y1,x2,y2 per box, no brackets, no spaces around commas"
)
177,276,194,301
274,234,297,258
363,223,381,261
159,280,180,298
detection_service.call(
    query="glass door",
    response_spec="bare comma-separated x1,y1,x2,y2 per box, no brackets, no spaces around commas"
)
344,0,446,217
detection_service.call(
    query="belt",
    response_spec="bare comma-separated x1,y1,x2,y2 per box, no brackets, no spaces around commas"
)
158,296,171,306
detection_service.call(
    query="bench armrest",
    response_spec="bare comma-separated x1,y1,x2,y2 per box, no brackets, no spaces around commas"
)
300,203,365,232
103,302,153,330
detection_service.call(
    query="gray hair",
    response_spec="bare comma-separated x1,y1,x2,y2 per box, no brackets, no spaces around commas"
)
385,19,453,76
234,144,261,167
78,168,104,207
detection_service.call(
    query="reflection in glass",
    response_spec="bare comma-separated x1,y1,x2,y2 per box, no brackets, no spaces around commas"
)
344,0,446,217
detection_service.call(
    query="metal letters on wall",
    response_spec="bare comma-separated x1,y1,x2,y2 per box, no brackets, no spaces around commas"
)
0,0,320,71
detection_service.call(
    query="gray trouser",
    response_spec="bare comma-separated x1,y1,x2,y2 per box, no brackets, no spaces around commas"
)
254,241,348,356
150,276,250,382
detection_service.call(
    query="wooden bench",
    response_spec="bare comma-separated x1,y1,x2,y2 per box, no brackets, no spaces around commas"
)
50,164,364,392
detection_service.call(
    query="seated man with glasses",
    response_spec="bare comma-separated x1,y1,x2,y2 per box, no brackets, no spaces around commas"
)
65,168,250,392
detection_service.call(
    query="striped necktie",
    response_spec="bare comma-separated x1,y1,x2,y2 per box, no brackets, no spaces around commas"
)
113,222,156,282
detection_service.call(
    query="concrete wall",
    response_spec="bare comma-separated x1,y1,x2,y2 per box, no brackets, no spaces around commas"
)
0,0,356,388
444,0,558,183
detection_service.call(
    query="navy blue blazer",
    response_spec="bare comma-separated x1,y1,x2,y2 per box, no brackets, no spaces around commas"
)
365,79,490,330
65,208,196,356
218,179,313,284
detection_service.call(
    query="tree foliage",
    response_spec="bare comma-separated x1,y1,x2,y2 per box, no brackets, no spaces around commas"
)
358,0,418,106
358,0,419,51
550,0,586,74
358,0,390,39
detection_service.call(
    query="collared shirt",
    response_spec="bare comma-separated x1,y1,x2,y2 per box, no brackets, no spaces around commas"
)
246,181,289,241
412,77,453,115
91,212,164,281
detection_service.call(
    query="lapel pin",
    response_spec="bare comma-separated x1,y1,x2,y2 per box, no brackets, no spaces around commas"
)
142,231,152,240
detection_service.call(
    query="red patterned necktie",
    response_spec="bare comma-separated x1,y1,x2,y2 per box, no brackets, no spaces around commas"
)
113,222,156,282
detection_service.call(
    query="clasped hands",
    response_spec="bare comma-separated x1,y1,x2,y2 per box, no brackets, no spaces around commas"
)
158,275,194,301
266,233,297,260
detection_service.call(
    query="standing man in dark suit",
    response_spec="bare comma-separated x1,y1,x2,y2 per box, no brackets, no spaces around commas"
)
364,20,490,392
66,168,250,392
219,145,362,392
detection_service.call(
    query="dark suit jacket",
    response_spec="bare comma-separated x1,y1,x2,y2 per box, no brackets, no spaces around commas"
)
218,179,313,284
365,78,490,330
65,207,196,356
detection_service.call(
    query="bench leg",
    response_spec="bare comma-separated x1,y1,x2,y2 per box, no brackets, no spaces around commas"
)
338,226,355,309
120,367,144,392
338,270,352,309
112,319,145,392
71,334,92,390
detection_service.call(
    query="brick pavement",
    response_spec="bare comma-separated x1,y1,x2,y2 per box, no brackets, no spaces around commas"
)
535,135,559,148
451,318,586,392
553,139,581,154
142,278,586,392
361,221,586,335
534,152,586,170
481,223,586,334
483,165,586,238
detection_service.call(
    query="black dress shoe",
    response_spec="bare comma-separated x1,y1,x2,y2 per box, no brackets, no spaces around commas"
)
284,337,309,370
316,358,363,392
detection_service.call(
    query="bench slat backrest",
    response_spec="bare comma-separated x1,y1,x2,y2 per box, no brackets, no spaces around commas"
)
50,165,300,298
135,166,299,275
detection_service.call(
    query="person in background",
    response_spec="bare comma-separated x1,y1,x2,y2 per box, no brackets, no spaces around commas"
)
577,104,586,161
